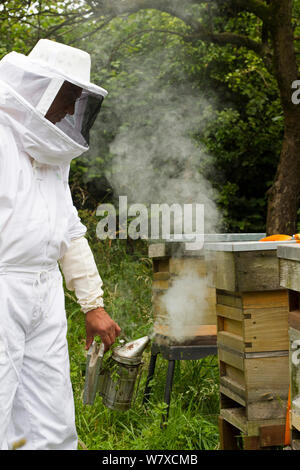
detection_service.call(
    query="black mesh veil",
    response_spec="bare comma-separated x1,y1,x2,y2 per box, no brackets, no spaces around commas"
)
80,93,104,145
55,86,104,147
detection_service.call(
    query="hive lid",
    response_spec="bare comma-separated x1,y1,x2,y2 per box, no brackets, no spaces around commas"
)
277,243,300,261
205,240,296,252
147,233,266,244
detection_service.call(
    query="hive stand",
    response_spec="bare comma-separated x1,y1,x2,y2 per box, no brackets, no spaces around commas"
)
206,240,293,450
278,244,300,450
143,337,217,424
143,234,265,424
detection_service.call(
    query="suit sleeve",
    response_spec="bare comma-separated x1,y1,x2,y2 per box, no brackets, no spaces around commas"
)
59,164,105,313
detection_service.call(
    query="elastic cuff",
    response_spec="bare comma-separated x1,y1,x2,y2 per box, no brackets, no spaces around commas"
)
81,296,105,314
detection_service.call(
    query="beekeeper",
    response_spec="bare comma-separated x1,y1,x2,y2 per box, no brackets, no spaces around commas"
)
0,39,121,450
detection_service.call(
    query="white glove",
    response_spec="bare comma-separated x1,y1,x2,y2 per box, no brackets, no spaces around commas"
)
59,236,105,313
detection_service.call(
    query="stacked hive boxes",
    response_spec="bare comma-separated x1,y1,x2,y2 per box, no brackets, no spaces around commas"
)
278,244,300,449
206,240,292,450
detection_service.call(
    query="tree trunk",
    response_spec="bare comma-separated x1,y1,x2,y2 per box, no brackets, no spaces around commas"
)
266,122,300,235
266,0,300,235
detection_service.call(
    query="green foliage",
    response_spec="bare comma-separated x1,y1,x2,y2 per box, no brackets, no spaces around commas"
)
178,11,283,231
0,1,90,58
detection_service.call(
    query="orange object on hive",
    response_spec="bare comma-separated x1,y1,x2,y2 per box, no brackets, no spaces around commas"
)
259,234,292,242
284,385,291,446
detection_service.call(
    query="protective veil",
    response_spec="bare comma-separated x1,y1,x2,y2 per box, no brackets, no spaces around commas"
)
0,40,107,450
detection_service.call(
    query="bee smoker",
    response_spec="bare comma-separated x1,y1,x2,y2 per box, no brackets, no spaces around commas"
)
83,336,150,411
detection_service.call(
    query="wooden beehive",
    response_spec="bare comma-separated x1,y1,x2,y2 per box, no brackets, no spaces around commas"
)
149,240,216,345
278,244,300,450
148,233,265,346
206,240,292,449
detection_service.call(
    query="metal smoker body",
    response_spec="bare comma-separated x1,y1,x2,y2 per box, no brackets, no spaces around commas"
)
84,336,149,411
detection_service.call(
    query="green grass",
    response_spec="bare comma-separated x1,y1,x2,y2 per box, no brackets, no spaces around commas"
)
65,209,220,450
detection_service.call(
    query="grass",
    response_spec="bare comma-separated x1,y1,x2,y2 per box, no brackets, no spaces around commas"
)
65,209,220,450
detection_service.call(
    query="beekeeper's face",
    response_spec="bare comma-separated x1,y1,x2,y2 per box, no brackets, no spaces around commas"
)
45,81,83,124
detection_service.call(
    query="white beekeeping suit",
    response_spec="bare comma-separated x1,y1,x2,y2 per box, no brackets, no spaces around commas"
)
0,40,109,450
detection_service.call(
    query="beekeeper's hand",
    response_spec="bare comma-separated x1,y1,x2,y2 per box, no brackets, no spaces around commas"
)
85,307,121,352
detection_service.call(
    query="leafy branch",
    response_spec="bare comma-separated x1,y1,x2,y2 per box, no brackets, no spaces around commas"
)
90,0,274,70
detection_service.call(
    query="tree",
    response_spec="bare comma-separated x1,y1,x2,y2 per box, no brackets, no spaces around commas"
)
0,1,89,56
85,0,300,235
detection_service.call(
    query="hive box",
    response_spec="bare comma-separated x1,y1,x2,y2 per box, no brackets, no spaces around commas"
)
148,234,265,345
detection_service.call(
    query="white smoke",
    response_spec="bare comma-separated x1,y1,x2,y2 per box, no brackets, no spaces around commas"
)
159,272,210,342
105,70,220,234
